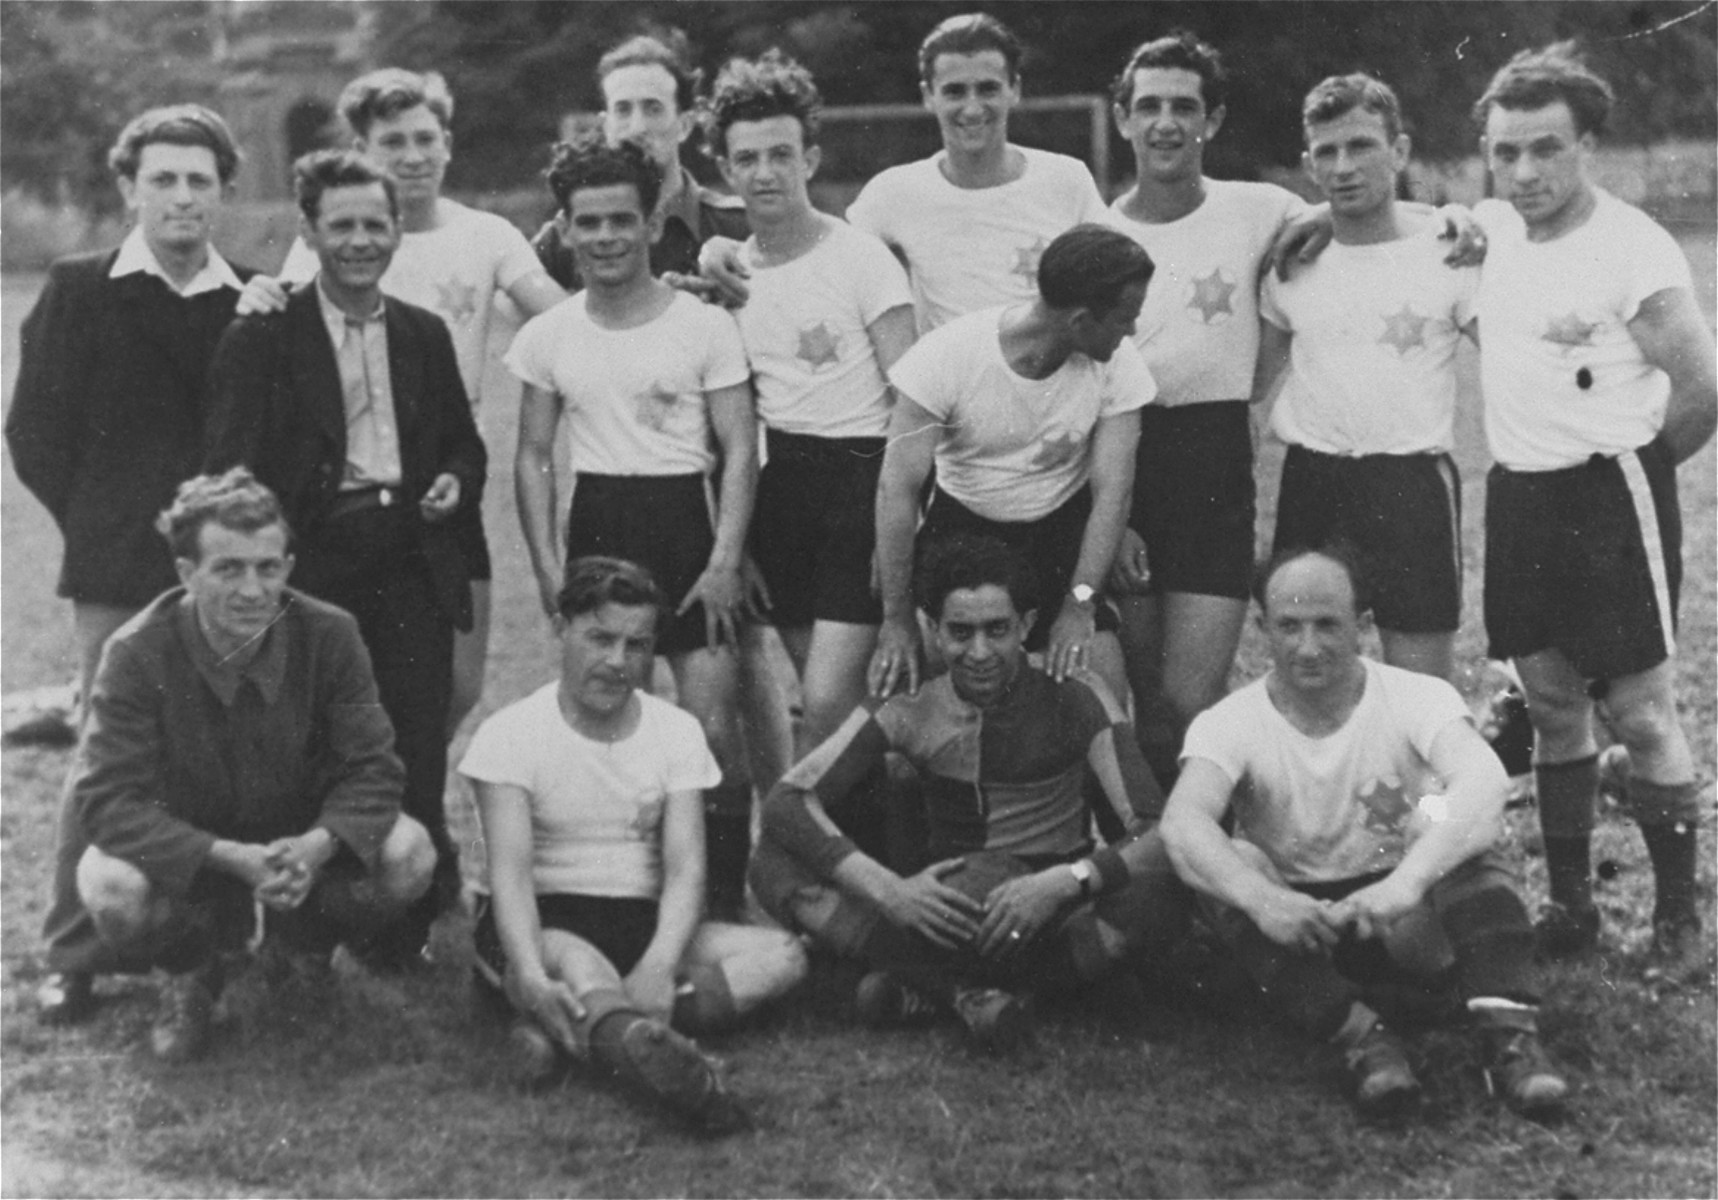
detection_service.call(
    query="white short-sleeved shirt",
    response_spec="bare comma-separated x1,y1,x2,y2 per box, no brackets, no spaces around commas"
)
1474,191,1694,471
1261,223,1479,455
459,685,723,898
889,306,1157,522
1107,179,1303,406
504,290,750,476
733,220,912,440
1182,658,1472,884
847,147,1109,331
281,199,543,404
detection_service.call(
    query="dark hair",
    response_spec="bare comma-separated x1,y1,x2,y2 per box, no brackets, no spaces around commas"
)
706,51,821,158
1472,41,1613,138
914,534,1040,621
108,104,241,184
1303,72,1404,142
598,32,700,115
1037,224,1155,315
1110,30,1227,112
558,556,667,624
1252,542,1372,616
338,68,454,137
294,149,398,223
157,467,291,561
545,134,662,218
918,13,1023,86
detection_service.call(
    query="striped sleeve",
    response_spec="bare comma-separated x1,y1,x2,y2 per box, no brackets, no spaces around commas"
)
759,702,894,878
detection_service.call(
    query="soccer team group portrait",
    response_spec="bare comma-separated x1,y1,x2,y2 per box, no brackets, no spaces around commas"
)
2,0,1715,1182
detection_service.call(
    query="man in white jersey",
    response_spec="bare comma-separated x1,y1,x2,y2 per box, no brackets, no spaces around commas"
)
1469,45,1716,965
1163,546,1567,1117
1254,73,1479,683
510,137,761,919
705,53,918,759
461,557,805,1130
698,13,1107,330
1104,33,1306,786
871,224,1156,705
239,69,567,737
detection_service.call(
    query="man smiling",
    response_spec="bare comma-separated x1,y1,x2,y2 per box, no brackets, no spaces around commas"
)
207,150,486,969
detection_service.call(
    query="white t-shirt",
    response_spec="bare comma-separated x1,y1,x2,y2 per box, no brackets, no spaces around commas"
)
1261,222,1479,455
1182,658,1472,884
847,147,1109,331
889,306,1157,522
504,290,750,477
734,220,912,440
1474,191,1694,471
281,199,542,404
459,685,723,898
1107,179,1303,406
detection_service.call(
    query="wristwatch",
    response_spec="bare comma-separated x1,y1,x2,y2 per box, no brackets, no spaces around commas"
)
1069,583,1097,608
1069,859,1096,898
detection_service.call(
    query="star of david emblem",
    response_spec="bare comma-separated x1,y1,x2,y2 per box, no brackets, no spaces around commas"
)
633,383,680,432
1356,776,1413,837
1543,312,1599,350
797,321,841,370
433,278,479,325
1012,238,1049,285
1187,269,1236,324
1378,305,1430,356
630,796,665,839
1030,428,1086,471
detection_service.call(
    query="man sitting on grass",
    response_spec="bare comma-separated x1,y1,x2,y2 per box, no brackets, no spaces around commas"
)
64,469,436,1063
1161,544,1568,1118
459,556,806,1133
750,536,1187,1050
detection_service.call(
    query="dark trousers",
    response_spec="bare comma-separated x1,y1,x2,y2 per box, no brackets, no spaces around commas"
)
294,506,457,954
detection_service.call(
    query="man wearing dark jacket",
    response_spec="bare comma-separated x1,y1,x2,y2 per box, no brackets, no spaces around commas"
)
5,104,254,1023
206,150,485,966
68,469,434,1062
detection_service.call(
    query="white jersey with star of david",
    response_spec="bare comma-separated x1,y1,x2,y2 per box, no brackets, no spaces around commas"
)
1474,191,1694,471
505,290,750,476
1260,219,1478,455
280,198,542,404
1181,658,1472,884
846,146,1108,332
459,685,723,898
732,219,913,440
1107,179,1304,406
888,306,1156,522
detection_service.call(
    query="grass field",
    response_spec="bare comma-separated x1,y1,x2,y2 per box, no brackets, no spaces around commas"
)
2,222,1715,1198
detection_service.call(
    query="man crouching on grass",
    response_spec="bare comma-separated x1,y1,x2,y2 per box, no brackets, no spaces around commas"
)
65,469,436,1063
459,556,806,1133
1161,544,1569,1118
750,536,1189,1050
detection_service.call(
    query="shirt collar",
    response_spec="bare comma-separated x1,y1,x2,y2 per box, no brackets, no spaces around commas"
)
658,167,705,235
175,590,290,707
109,225,243,296
315,274,387,346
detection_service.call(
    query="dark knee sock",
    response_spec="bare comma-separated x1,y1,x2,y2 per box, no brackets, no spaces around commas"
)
1435,876,1540,1005
584,988,653,1079
1536,756,1599,910
703,784,754,917
1635,810,1700,925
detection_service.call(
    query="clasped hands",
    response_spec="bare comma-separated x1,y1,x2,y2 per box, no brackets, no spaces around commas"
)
878,858,1080,964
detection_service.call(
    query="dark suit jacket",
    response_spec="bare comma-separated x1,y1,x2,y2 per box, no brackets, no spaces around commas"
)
203,285,486,630
5,250,254,606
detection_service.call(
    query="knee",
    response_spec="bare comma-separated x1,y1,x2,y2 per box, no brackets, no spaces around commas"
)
756,928,810,994
1602,690,1682,757
377,816,437,903
75,846,156,943
1522,685,1591,747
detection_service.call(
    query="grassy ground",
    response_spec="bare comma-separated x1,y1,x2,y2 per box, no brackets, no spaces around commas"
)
2,224,1715,1198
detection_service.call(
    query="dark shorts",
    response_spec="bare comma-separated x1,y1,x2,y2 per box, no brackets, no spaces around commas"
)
917,485,1120,652
1130,401,1257,600
751,430,884,627
1485,439,1681,680
565,473,716,656
472,892,659,984
452,501,492,583
1273,444,1462,634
